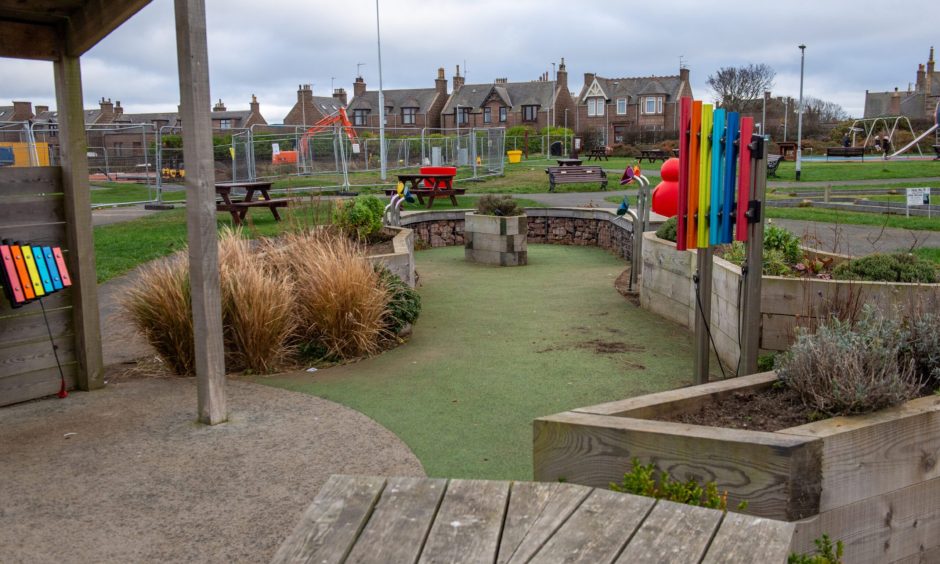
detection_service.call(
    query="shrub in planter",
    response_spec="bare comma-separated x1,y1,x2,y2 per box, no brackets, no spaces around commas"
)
775,308,923,416
466,195,527,266
376,266,421,335
764,225,803,264
475,194,523,217
655,216,677,242
833,252,938,283
333,195,385,240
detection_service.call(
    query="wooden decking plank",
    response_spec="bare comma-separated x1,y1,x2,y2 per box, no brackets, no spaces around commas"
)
346,476,447,564
270,475,385,564
498,481,592,564
417,479,510,564
701,511,795,563
614,500,722,563
529,489,655,564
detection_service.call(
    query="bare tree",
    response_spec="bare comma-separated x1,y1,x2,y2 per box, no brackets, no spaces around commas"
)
706,64,776,112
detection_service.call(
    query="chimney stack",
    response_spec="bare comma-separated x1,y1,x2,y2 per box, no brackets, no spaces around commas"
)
584,72,595,87
98,97,114,121
679,66,690,85
353,76,367,98
333,88,348,106
250,94,260,115
556,57,568,90
889,88,901,115
11,101,33,121
114,101,123,116
917,64,926,92
453,65,465,90
495,78,507,84
928,46,935,75
435,67,448,96
213,98,226,112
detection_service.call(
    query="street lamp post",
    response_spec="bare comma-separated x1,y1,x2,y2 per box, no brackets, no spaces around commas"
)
796,44,806,181
761,91,769,136
375,0,386,181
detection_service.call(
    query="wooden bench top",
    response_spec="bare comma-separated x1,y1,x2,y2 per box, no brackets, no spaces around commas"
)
272,475,795,564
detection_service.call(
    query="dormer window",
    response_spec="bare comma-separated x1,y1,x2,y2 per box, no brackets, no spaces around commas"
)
352,109,370,126
587,97,605,117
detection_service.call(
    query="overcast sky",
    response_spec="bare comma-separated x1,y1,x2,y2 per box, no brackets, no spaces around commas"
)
1,0,936,122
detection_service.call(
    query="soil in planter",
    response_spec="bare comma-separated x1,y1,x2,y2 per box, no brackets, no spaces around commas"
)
363,231,395,255
660,385,816,432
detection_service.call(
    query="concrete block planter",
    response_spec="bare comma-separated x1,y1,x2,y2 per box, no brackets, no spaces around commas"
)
464,213,527,266
366,226,416,287
533,372,940,563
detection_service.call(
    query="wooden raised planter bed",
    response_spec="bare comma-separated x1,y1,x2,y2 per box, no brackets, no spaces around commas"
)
464,212,527,266
534,372,940,563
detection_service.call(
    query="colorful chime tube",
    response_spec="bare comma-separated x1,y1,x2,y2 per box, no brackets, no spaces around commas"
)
0,240,72,309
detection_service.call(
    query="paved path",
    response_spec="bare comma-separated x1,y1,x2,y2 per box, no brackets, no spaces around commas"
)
92,204,161,226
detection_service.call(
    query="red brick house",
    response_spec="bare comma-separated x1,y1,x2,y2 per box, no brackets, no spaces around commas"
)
440,59,576,131
575,67,692,146
283,84,348,126
864,46,938,121
345,68,449,131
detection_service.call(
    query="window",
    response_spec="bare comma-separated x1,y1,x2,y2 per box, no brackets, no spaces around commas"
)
352,109,370,126
499,107,507,122
455,107,470,125
616,98,627,115
587,97,605,117
522,105,538,122
218,118,232,129
644,96,664,115
384,106,392,125
483,107,491,123
613,125,626,144
402,107,417,125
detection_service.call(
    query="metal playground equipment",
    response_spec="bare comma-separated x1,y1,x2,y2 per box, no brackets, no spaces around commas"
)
887,101,940,159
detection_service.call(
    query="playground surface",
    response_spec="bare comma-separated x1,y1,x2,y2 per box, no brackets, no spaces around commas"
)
0,377,424,563
261,244,705,480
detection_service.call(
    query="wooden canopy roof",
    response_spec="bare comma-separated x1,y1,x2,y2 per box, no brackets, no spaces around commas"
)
0,0,151,60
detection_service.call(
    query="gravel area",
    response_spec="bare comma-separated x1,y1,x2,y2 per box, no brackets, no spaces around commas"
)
0,377,424,563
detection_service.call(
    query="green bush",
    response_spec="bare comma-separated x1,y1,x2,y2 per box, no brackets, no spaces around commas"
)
764,225,803,264
475,194,523,217
788,534,844,564
777,307,923,416
904,310,940,387
833,253,938,283
376,267,421,335
655,216,677,242
333,195,385,239
611,458,747,512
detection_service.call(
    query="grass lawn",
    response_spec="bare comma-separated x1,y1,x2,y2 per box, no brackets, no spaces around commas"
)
765,206,940,232
913,247,940,264
90,182,185,205
773,159,940,182
259,245,703,480
92,195,546,283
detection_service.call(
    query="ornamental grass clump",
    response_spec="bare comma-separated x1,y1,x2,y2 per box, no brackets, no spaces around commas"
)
776,307,923,416
271,230,388,359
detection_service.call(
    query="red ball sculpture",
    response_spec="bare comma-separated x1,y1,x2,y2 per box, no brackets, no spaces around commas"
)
651,157,680,217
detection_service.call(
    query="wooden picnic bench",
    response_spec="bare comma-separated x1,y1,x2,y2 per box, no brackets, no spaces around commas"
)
585,147,609,161
384,187,466,208
826,146,865,160
272,475,796,564
215,181,288,226
767,154,783,177
545,165,607,192
640,148,672,163
555,158,582,167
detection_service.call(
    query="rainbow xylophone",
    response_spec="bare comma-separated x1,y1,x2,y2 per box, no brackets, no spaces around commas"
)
0,240,72,309
675,96,757,251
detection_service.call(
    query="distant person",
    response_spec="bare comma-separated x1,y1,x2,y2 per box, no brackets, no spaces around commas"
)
842,133,851,148
882,135,892,155
873,135,882,153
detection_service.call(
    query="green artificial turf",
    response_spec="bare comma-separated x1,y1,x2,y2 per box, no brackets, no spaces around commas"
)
260,245,704,480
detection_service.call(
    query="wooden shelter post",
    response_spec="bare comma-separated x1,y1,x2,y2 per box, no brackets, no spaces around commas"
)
53,51,104,391
174,0,227,424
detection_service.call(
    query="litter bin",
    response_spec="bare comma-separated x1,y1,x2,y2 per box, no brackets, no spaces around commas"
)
507,150,522,164
550,141,563,156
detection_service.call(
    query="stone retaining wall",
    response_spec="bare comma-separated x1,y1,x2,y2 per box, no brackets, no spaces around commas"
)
400,208,635,259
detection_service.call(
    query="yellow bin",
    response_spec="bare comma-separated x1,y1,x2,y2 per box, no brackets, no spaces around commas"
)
506,150,522,164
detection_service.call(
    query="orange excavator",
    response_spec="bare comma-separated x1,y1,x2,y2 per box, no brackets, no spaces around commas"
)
298,107,359,156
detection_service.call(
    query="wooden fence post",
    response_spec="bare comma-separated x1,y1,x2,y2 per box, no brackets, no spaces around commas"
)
174,0,227,424
739,136,768,375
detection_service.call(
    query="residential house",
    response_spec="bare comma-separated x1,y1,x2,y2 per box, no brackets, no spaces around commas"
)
283,84,348,127
864,47,938,122
440,59,576,132
575,66,692,146
345,68,449,131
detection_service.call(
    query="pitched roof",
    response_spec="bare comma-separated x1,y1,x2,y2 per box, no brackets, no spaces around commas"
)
863,90,927,119
0,106,15,121
348,88,440,114
112,112,180,125
311,96,341,114
576,75,685,104
442,81,555,114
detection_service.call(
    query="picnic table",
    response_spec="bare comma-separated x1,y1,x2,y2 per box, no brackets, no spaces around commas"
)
585,147,609,161
556,158,582,167
389,173,463,208
216,181,288,226
639,149,672,163
272,475,796,564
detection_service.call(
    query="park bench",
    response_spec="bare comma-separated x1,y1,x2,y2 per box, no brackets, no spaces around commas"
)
545,165,608,192
826,146,865,160
272,475,796,563
767,154,782,177
384,187,466,208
